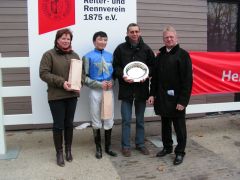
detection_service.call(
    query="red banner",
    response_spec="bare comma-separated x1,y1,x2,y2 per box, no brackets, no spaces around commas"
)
38,0,75,35
191,52,240,95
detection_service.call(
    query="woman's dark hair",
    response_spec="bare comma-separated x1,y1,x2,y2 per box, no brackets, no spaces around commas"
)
92,31,108,42
54,28,73,46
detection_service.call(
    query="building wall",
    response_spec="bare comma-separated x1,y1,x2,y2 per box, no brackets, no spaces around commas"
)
0,0,208,115
0,0,31,115
138,0,207,51
0,0,28,56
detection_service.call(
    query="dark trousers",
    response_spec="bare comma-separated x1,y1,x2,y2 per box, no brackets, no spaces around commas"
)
161,116,187,155
48,97,77,132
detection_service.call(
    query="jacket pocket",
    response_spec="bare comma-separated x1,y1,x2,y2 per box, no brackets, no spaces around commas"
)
154,90,177,116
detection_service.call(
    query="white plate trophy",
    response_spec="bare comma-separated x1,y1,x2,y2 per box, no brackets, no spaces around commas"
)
123,61,149,82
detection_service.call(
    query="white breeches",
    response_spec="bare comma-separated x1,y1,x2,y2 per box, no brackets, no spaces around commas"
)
89,89,114,130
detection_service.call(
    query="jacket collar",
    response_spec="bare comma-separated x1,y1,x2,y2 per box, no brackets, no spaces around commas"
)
159,44,180,55
125,36,144,49
94,48,104,54
54,46,73,54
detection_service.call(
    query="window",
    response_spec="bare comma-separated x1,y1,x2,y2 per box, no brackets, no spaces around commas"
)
208,0,240,52
208,0,240,102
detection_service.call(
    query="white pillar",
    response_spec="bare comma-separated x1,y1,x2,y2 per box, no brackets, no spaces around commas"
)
0,53,6,154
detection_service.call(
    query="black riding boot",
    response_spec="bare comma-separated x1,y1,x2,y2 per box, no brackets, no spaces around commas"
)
105,129,117,157
93,129,102,159
64,127,73,162
53,130,65,167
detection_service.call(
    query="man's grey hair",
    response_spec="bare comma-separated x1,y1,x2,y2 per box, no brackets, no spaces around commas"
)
163,25,177,35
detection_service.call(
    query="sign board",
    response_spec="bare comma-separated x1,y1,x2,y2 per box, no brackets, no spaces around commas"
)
28,0,136,124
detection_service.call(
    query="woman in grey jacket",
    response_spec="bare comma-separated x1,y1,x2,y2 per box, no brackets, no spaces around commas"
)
39,28,83,167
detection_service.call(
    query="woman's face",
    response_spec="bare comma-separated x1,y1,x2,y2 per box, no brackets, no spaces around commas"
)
57,33,71,49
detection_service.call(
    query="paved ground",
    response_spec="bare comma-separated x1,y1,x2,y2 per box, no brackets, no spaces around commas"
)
0,113,240,180
110,113,240,180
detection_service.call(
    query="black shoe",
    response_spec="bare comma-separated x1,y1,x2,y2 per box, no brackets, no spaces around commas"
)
173,155,184,165
156,149,172,157
95,149,102,159
65,149,73,162
106,149,117,157
93,129,102,159
56,151,65,167
104,129,117,157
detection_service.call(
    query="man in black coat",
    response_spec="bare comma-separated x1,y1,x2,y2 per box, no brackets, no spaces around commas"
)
148,25,193,165
113,23,155,157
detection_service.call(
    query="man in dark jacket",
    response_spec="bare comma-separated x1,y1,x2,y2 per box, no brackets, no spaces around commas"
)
113,23,155,157
148,25,193,165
